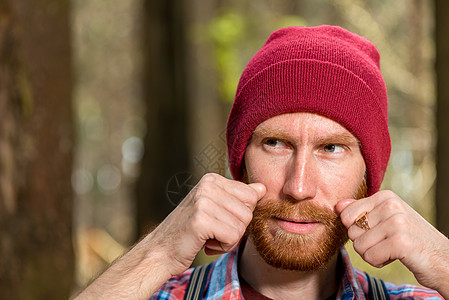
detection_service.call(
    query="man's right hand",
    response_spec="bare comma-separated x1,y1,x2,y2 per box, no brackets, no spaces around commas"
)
149,173,266,277
75,173,265,300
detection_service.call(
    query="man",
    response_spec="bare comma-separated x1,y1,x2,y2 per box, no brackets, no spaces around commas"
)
77,25,449,299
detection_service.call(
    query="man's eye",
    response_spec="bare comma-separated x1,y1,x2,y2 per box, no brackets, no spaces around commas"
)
323,144,344,153
265,139,285,147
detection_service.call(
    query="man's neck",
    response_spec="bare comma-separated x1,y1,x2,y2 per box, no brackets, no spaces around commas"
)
238,239,341,300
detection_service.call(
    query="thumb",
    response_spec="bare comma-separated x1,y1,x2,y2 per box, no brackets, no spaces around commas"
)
336,198,356,214
248,183,266,200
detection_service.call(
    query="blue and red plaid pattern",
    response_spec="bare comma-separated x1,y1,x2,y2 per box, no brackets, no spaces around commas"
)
151,247,443,299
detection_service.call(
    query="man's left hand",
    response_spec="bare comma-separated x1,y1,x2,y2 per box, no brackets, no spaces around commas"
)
337,190,449,298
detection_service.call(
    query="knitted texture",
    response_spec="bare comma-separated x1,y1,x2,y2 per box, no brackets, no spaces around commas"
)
226,25,391,196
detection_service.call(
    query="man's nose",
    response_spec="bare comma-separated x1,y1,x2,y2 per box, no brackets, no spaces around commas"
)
282,153,317,202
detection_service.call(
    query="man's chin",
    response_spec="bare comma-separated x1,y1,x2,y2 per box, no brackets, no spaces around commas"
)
246,198,350,271
248,227,348,272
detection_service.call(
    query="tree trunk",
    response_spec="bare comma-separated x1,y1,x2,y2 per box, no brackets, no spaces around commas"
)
0,0,74,299
435,0,449,236
135,0,190,236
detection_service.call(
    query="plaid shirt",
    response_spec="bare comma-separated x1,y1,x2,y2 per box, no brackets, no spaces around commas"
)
151,246,443,300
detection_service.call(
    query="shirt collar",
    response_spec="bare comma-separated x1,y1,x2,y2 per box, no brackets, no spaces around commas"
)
337,247,366,300
210,245,366,300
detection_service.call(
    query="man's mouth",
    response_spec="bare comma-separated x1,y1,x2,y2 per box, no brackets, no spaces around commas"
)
274,217,321,234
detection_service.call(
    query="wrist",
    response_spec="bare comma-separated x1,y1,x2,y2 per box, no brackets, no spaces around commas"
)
75,234,173,300
141,227,193,277
123,233,174,286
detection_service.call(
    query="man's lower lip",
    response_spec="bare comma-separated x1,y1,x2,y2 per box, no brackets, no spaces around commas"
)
275,218,320,233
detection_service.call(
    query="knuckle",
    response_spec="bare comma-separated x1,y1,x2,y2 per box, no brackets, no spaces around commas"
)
353,238,363,251
389,213,408,228
230,227,241,241
204,184,218,196
196,179,211,192
236,223,246,237
192,195,208,210
362,249,375,264
201,173,220,184
195,183,220,202
222,243,235,252
382,197,402,211
242,208,254,225
202,173,215,181
221,234,239,252
347,226,357,240
392,232,411,248
188,185,201,198
340,211,351,226
379,190,396,199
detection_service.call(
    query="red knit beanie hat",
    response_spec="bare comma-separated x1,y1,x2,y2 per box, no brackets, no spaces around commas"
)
226,25,390,196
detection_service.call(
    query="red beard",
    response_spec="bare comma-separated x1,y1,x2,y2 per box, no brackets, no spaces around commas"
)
246,199,348,271
246,178,366,271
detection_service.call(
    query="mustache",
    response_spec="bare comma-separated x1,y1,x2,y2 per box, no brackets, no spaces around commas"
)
253,198,340,227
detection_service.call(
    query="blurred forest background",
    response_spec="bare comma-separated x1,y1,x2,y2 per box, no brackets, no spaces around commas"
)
0,0,448,299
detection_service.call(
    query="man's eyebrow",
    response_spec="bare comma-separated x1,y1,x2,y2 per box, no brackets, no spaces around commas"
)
250,128,293,141
312,133,360,146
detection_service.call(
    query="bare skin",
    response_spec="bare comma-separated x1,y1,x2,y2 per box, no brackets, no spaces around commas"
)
241,113,449,299
337,194,449,299
240,112,366,299
76,112,449,299
75,174,266,299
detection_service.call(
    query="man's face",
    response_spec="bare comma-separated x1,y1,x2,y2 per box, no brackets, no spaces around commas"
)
244,112,367,271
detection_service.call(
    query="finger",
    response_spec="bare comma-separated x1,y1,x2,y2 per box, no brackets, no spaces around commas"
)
348,196,407,237
348,207,389,239
218,194,255,226
358,238,402,268
350,211,413,268
227,182,266,209
212,224,242,253
204,247,226,256
189,204,245,249
202,211,246,252
248,183,266,200
347,208,382,239
220,178,266,209
348,223,368,240
204,239,222,250
210,203,248,238
215,182,266,212
340,191,403,229
204,239,229,256
350,219,390,254
199,189,254,226
339,196,378,228
336,199,356,215
195,174,264,212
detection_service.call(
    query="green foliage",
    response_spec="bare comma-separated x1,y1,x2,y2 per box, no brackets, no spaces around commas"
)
209,12,306,104
276,15,307,29
209,13,245,103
